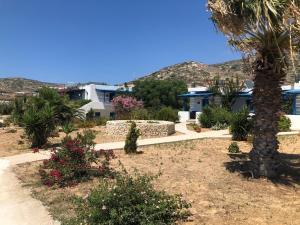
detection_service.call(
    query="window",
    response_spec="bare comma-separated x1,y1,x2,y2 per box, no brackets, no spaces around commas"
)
95,112,101,118
110,112,115,120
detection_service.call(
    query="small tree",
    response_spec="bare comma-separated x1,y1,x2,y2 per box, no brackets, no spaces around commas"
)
112,95,143,119
23,105,56,148
124,122,140,154
86,108,95,121
208,76,244,110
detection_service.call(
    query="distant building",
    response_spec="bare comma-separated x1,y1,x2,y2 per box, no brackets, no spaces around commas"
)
61,84,131,118
178,82,300,129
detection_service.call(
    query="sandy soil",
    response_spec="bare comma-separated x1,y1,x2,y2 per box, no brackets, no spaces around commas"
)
14,136,300,225
0,128,31,157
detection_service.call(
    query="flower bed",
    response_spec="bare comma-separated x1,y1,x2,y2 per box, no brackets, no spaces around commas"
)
106,120,175,137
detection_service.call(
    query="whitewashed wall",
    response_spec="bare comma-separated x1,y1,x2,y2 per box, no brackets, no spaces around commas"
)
287,115,300,130
178,111,190,122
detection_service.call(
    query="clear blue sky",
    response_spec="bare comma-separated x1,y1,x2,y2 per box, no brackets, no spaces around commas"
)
0,0,241,84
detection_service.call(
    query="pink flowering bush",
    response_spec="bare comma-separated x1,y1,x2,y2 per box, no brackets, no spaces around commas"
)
39,131,116,187
112,95,143,119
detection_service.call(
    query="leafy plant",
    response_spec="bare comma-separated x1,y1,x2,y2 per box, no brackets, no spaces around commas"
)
86,108,95,121
130,108,150,120
0,102,14,115
278,115,291,132
208,76,244,110
39,131,115,187
132,79,188,109
62,123,76,135
112,95,144,120
230,108,253,141
228,142,240,154
124,122,140,154
199,106,232,128
23,105,56,147
211,122,228,130
11,97,26,125
155,107,178,122
66,171,191,225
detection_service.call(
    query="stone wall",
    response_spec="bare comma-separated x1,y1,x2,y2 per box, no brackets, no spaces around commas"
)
106,120,175,137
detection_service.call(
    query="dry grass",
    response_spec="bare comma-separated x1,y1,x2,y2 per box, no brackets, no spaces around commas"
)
0,127,31,157
1,125,182,157
14,136,300,225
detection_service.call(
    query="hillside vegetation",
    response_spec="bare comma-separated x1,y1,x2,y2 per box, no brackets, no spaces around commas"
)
0,77,59,93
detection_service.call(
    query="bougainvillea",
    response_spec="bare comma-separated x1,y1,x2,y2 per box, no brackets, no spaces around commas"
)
112,95,143,119
39,131,116,187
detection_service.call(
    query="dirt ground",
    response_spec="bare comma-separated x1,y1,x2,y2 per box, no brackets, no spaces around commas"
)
0,128,31,157
0,126,183,157
14,136,300,225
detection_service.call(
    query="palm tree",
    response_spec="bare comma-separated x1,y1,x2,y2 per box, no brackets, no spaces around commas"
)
208,0,300,177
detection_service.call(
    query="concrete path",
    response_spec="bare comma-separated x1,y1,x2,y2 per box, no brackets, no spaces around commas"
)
0,155,60,225
0,122,299,225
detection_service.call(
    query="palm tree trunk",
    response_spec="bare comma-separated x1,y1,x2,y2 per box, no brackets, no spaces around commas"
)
249,54,285,178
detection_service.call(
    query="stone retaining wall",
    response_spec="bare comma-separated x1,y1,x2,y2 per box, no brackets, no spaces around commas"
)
106,120,175,137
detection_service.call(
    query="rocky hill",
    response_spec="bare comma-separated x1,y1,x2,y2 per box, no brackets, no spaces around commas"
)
0,77,59,93
132,58,300,86
132,60,253,86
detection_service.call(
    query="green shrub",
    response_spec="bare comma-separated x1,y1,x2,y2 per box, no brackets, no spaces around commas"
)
228,142,240,153
124,122,140,154
74,120,96,129
155,107,178,122
0,102,14,115
67,172,191,225
211,122,228,130
230,108,253,141
39,131,116,187
3,117,12,127
278,115,291,132
130,108,150,120
199,106,232,128
11,97,26,125
62,123,76,135
95,117,108,126
23,105,56,147
86,108,95,121
76,129,96,148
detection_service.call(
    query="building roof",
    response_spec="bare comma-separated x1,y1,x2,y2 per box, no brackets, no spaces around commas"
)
179,92,213,98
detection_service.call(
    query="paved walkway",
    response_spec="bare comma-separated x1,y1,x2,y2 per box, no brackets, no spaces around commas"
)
0,122,299,225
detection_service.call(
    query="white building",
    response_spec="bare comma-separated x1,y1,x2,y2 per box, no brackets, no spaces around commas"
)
65,84,130,119
178,82,300,130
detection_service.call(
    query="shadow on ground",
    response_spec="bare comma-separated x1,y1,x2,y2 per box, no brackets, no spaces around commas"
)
224,152,300,186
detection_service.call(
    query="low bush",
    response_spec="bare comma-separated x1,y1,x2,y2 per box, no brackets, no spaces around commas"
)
130,108,150,120
186,123,201,133
199,106,232,128
67,172,191,225
62,123,76,135
0,102,14,115
3,117,12,127
95,117,108,126
74,119,96,129
39,131,116,187
278,115,291,132
211,122,228,130
228,142,240,153
155,107,178,122
124,122,140,154
230,108,253,141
